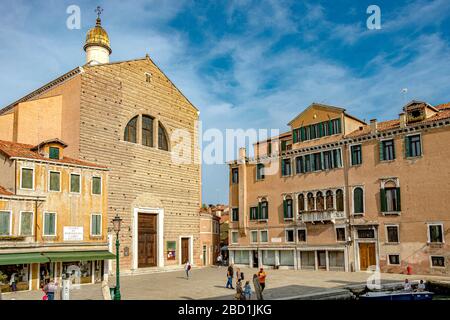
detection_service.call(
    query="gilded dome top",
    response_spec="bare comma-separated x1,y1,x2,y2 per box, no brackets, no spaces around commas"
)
83,18,112,54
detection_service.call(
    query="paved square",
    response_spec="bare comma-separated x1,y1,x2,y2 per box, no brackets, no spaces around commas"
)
2,266,448,300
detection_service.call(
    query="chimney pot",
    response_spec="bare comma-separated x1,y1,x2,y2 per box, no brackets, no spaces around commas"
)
370,119,378,133
399,112,407,128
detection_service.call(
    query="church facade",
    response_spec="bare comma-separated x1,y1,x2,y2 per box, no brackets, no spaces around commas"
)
0,15,202,272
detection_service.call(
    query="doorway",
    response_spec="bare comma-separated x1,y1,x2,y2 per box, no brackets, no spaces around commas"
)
359,242,376,271
202,245,207,265
138,213,157,268
252,250,259,268
181,237,190,264
317,251,327,270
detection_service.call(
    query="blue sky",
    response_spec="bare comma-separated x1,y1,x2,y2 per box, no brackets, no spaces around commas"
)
0,0,449,205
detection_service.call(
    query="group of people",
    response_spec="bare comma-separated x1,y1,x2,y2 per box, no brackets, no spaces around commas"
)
226,264,267,300
403,279,426,292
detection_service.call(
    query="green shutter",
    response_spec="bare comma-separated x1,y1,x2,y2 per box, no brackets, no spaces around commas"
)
396,187,401,211
337,119,342,134
283,199,287,218
293,129,298,143
49,147,60,160
351,147,356,165
328,120,333,135
257,203,262,220
300,127,306,141
281,141,287,151
380,189,386,212
379,141,385,161
318,122,324,137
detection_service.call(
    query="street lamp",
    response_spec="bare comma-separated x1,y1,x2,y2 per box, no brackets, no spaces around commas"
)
112,214,123,300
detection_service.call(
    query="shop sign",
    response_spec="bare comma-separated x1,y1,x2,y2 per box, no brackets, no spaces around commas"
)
63,227,84,241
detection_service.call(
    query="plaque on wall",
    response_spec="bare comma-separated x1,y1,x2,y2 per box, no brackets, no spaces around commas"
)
63,227,83,241
124,247,129,257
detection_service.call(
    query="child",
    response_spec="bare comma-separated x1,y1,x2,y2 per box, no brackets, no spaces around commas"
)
244,281,252,300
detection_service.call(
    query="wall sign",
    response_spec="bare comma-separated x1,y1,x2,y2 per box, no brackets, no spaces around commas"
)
63,227,84,241
271,237,282,243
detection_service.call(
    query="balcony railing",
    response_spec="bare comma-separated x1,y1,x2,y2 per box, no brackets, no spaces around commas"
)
298,210,345,223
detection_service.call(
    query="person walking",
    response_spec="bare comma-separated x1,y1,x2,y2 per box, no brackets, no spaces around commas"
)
244,281,252,300
236,267,242,282
184,260,192,279
226,264,234,289
257,267,267,292
216,254,223,267
9,272,17,292
235,280,244,300
252,274,263,300
43,279,58,300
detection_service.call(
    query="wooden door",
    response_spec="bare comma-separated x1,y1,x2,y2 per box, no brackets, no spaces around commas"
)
182,238,189,264
359,243,376,271
138,213,157,268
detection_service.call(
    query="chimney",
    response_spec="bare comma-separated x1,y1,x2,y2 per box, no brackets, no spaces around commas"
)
399,112,407,128
370,119,378,133
238,147,246,163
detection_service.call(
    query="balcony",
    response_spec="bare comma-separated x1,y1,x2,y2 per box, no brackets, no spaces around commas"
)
298,210,345,223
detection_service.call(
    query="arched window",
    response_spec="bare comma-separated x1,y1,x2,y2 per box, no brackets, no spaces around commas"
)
307,192,315,211
260,199,269,220
298,194,305,212
142,115,154,147
284,196,293,219
326,190,333,210
124,116,138,143
158,122,169,151
353,187,364,214
336,189,344,211
316,191,324,211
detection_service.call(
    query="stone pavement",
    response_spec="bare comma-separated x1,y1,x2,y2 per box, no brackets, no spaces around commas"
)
2,266,448,300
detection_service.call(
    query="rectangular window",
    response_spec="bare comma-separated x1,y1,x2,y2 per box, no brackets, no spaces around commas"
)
231,231,239,244
231,168,239,184
49,171,61,192
428,224,444,243
232,208,239,222
282,159,291,176
388,254,400,265
336,227,346,242
331,118,341,135
92,176,102,195
380,139,395,161
256,163,265,180
357,229,375,239
43,212,56,236
0,211,11,236
250,207,258,220
70,174,81,193
20,212,33,236
267,142,272,155
91,214,102,236
304,155,311,172
332,149,342,168
285,229,294,242
351,145,362,166
260,230,268,243
250,230,258,243
313,153,322,171
295,156,303,174
283,199,293,219
431,256,445,267
281,140,287,151
406,134,422,158
21,168,33,190
323,151,332,170
49,147,60,160
386,225,399,243
297,229,306,242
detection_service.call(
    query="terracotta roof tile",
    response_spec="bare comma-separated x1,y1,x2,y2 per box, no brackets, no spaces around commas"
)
0,185,13,196
0,140,107,169
436,103,450,110
346,108,450,139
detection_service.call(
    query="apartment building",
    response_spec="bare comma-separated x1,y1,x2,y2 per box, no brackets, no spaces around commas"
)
199,206,221,266
0,139,112,292
228,101,450,275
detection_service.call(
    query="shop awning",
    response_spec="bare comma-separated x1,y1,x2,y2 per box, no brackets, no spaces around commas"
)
43,251,115,262
0,252,48,265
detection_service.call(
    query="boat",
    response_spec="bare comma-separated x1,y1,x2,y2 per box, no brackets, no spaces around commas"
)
359,290,434,301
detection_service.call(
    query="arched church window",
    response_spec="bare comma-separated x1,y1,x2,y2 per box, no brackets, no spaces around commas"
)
158,122,169,151
142,115,154,147
124,116,138,143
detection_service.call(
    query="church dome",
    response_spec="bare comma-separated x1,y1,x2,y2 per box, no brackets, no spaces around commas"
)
83,17,112,54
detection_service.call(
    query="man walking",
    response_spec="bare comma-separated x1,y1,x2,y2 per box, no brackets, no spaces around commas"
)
226,264,234,289
185,260,192,279
257,268,267,292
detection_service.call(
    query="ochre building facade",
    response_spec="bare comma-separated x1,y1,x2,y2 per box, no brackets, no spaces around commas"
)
228,101,450,276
